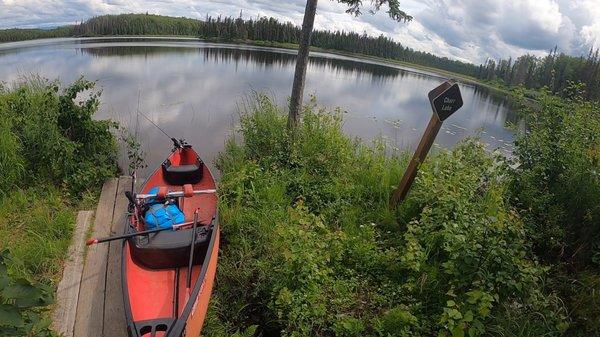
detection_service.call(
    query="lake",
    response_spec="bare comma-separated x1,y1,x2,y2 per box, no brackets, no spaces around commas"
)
0,37,518,177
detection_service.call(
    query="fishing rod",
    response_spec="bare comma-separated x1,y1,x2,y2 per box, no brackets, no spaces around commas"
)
136,108,183,149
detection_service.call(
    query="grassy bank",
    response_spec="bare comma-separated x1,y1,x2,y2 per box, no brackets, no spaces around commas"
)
202,95,589,337
0,78,118,336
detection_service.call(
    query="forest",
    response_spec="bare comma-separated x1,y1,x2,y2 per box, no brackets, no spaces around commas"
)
477,47,600,101
0,26,75,43
73,14,482,77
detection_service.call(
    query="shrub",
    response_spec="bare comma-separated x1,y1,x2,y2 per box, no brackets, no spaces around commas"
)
508,87,600,335
0,77,118,196
206,95,564,336
0,77,118,337
509,88,600,265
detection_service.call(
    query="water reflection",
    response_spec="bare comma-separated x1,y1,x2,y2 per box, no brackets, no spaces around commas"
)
82,45,402,82
0,38,518,177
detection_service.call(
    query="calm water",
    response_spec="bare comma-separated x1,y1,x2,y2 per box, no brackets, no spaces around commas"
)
0,38,518,176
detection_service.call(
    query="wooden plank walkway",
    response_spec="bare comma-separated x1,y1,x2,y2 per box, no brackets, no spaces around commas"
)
52,210,94,336
53,176,132,337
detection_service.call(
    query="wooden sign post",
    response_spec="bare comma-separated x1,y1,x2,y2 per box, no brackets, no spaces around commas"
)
389,80,463,210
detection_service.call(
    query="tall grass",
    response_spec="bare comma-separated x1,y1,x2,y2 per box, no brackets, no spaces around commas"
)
0,188,74,282
0,77,118,336
0,76,117,281
0,118,25,192
205,95,566,337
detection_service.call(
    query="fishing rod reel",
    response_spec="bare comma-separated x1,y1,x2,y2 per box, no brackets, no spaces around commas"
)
125,190,137,213
171,137,191,149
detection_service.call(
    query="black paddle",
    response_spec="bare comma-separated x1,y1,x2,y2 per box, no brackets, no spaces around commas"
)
86,220,194,246
185,209,200,300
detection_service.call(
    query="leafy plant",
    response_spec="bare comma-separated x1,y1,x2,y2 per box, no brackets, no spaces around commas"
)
0,77,118,337
0,76,119,196
119,127,147,174
0,250,55,337
509,89,600,265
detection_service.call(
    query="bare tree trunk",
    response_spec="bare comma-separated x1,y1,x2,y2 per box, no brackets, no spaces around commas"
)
288,0,318,129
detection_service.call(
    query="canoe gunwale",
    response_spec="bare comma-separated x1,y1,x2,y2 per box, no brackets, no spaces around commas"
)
168,216,219,336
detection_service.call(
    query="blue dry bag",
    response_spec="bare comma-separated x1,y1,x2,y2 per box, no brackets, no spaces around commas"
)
144,187,185,229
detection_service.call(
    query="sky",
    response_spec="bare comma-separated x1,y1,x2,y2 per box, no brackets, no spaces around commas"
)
1,0,599,64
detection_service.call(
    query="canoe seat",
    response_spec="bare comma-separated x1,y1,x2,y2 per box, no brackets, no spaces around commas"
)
129,225,212,269
162,158,203,185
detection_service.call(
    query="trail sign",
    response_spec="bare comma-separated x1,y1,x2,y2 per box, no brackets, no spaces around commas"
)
389,80,464,210
428,81,463,121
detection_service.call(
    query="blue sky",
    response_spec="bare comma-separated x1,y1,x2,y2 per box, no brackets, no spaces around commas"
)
1,0,599,64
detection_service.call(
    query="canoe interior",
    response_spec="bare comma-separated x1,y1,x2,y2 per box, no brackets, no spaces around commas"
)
124,146,218,337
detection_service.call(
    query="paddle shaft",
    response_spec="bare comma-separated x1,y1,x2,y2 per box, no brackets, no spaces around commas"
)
86,221,194,246
186,210,200,291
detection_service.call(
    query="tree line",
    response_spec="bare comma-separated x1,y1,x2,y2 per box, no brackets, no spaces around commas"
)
0,26,74,43
477,47,600,100
73,14,480,77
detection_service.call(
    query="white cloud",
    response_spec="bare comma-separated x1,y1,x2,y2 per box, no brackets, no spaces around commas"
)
582,23,600,47
0,0,598,64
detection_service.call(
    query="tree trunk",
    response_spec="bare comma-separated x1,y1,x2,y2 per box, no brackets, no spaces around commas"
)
288,0,318,129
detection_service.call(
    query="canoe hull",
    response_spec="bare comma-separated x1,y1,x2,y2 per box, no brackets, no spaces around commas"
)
121,145,219,337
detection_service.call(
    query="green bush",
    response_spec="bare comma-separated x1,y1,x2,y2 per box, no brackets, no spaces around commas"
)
509,88,600,264
0,77,118,196
508,87,600,335
206,95,565,336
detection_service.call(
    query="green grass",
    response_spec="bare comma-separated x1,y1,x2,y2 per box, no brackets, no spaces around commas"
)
0,187,75,283
203,94,566,337
0,76,116,282
0,186,79,337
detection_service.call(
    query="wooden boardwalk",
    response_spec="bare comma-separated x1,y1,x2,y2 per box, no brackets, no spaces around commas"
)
52,176,132,337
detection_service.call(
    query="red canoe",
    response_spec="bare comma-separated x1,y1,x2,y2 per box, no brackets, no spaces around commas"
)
122,141,219,337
